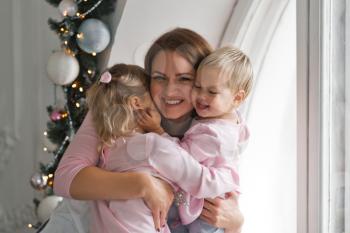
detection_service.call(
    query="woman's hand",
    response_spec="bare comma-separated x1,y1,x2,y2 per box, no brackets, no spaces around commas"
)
200,192,244,233
142,175,174,231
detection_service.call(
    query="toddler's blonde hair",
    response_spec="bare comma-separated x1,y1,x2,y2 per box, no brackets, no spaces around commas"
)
87,64,149,152
198,46,253,98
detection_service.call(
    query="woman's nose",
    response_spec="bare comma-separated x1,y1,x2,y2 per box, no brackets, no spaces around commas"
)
163,82,178,97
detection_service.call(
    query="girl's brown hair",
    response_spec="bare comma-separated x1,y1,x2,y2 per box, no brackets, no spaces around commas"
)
144,28,213,75
87,64,149,152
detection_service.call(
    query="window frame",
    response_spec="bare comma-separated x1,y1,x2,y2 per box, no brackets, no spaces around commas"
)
297,0,324,232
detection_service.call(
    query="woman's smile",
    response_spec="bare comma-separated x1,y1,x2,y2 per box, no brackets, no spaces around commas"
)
150,51,195,120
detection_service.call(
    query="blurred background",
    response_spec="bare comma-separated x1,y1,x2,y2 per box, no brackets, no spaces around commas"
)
0,0,297,232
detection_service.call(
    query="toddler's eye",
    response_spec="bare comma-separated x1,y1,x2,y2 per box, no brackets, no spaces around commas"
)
209,91,218,95
193,84,201,89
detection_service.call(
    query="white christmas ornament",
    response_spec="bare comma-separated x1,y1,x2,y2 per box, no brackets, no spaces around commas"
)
77,18,111,54
37,196,63,222
47,51,80,86
58,0,78,17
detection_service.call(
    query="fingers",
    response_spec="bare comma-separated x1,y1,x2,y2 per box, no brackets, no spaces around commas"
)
135,110,150,127
203,199,219,217
152,209,161,232
225,191,239,205
204,197,222,206
136,110,153,123
200,208,215,225
159,210,166,229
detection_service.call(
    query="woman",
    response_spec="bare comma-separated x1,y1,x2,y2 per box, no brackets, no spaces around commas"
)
52,28,244,233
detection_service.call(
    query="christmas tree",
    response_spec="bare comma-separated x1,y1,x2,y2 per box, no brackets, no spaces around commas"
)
28,0,116,229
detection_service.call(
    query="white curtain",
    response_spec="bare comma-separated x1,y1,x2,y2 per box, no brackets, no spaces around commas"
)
220,1,296,232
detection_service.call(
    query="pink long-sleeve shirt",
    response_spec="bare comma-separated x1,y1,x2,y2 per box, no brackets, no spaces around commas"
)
54,112,240,232
172,117,249,225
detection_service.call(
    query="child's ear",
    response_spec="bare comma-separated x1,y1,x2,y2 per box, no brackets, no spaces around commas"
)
130,96,144,110
233,90,246,106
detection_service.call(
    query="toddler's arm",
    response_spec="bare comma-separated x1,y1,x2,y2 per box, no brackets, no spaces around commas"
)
128,133,235,198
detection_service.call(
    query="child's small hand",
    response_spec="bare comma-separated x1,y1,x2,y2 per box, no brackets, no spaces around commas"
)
136,108,164,135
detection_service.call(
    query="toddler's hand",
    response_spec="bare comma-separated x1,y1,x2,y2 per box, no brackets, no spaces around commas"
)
136,108,164,135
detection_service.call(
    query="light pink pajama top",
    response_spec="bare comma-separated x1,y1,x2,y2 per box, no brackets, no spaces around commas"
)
171,117,249,225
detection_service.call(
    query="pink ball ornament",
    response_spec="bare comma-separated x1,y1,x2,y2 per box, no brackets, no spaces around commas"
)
50,111,61,121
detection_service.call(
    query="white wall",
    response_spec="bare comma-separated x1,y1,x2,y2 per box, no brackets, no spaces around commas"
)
0,0,59,232
107,0,237,67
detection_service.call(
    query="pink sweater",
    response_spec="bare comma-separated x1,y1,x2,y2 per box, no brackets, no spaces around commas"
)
53,113,243,232
172,118,249,225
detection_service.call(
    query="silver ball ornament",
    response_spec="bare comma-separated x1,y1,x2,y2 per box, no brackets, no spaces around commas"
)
58,0,78,17
30,172,48,190
47,51,80,86
77,19,111,54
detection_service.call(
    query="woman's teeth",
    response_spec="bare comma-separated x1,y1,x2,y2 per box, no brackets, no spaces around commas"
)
165,100,182,105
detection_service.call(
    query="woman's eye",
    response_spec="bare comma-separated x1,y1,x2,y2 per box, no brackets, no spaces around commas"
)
152,75,166,81
179,76,193,82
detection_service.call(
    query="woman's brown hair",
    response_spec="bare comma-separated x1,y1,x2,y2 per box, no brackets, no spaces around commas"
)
144,28,213,75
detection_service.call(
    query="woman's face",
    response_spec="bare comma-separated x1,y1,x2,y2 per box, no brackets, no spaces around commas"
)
150,51,195,121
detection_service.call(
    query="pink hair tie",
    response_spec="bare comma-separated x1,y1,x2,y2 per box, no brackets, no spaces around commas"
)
100,71,112,83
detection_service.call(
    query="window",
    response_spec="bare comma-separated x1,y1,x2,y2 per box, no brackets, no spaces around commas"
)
238,1,296,233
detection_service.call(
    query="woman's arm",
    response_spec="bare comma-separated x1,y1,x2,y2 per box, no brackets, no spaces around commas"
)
53,112,173,229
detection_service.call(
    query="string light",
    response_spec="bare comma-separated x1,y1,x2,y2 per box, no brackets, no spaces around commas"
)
64,41,68,45
92,52,97,56
43,147,48,152
60,28,65,32
65,48,73,55
79,87,84,92
73,0,104,19
72,83,78,88
43,131,48,136
28,224,33,228
76,33,84,39
48,174,54,178
61,112,68,118
76,102,80,108
87,69,92,74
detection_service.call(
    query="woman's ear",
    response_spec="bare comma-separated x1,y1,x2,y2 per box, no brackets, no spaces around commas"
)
233,90,246,106
130,96,144,110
